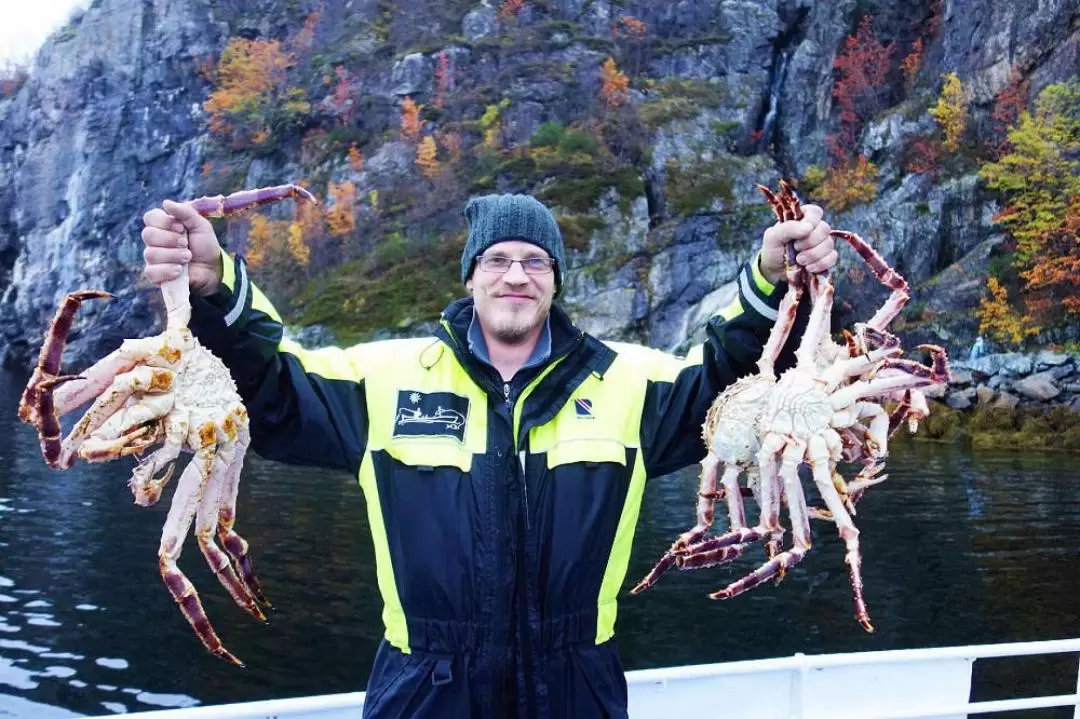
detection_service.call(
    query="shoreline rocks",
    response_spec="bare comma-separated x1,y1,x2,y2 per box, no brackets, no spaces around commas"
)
941,350,1080,413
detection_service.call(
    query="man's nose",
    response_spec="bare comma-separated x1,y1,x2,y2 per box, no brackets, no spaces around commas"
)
502,260,530,282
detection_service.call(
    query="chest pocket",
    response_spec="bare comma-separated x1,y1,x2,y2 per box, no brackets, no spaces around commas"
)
529,386,640,470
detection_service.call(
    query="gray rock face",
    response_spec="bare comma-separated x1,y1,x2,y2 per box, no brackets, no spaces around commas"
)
1,0,1077,379
0,0,222,369
462,6,498,41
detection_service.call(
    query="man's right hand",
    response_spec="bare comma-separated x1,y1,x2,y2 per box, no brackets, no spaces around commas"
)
141,200,224,296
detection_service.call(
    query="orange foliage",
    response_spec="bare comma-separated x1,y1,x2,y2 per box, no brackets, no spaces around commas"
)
498,0,525,22
613,16,647,39
1020,194,1080,315
326,182,357,237
829,16,894,164
600,57,630,107
245,215,274,267
192,52,216,82
400,97,422,142
900,38,923,90
203,37,309,146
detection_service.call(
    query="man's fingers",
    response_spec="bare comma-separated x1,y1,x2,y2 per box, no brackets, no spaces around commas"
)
799,204,823,225
142,208,183,231
795,221,833,251
144,245,192,266
162,199,211,232
804,249,838,274
143,264,185,285
141,225,188,249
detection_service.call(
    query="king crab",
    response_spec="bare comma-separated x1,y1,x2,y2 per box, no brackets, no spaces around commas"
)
17,184,316,665
633,182,951,631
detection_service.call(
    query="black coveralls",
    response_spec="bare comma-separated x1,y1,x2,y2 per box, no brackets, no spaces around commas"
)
190,251,786,718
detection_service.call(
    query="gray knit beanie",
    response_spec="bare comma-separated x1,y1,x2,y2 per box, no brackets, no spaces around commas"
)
460,193,565,288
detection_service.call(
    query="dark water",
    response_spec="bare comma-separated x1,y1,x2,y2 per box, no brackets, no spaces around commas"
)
1,368,1079,717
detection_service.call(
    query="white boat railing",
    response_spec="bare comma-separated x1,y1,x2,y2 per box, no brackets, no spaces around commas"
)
108,637,1080,719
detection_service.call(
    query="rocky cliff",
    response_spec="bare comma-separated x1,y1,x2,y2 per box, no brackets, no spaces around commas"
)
1,0,1078,371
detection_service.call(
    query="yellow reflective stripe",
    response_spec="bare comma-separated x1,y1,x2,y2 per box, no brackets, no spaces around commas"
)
278,340,367,382
602,341,704,385
719,295,744,321
752,250,777,297
513,358,564,449
358,455,410,652
220,250,237,292
595,452,648,643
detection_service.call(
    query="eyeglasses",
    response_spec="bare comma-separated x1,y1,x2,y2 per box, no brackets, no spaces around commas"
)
477,254,556,275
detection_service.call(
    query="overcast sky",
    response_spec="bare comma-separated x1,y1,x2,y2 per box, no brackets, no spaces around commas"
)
0,0,90,66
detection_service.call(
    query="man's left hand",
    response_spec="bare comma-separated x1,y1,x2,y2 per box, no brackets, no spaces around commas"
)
758,203,838,285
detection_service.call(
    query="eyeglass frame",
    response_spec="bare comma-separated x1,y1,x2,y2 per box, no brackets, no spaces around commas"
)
475,253,557,275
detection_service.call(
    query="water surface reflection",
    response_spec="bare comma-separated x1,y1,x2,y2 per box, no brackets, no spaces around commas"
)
1,370,1078,716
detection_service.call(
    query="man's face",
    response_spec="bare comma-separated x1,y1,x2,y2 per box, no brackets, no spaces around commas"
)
467,240,556,344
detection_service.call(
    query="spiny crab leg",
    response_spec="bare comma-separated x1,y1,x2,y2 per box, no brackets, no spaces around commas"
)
754,181,807,379
830,230,911,332
15,183,317,666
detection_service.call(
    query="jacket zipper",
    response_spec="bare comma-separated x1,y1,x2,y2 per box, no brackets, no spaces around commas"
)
506,382,530,529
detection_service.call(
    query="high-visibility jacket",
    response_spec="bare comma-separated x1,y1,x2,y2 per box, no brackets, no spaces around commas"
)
189,252,785,718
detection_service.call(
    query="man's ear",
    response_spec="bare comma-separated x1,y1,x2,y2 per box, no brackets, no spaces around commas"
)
465,278,473,292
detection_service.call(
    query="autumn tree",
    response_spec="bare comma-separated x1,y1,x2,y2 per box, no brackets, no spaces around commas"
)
988,68,1029,157
416,136,441,178
829,16,894,164
326,182,358,237
600,57,630,107
400,97,422,142
979,80,1080,327
976,276,1039,345
928,72,970,153
900,38,923,91
203,37,310,147
348,144,365,172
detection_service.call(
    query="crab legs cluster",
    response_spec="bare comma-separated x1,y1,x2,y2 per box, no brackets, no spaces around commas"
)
632,181,950,632
17,184,316,665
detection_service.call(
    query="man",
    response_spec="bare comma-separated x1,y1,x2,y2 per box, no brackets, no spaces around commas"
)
141,192,837,718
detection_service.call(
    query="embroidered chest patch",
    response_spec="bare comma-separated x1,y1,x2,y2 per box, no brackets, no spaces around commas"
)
393,390,470,442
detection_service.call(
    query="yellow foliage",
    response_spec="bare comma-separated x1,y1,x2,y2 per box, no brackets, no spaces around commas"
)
326,182,357,237
820,155,878,211
479,100,509,149
203,37,309,146
246,215,272,267
416,136,441,178
977,276,1040,345
288,221,310,266
369,189,380,212
928,72,969,153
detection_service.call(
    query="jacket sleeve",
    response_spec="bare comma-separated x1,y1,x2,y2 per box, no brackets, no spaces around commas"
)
638,252,809,478
188,251,369,475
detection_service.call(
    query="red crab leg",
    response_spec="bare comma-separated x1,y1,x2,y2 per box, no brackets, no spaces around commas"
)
711,439,811,600
214,413,270,607
675,462,748,571
18,290,112,429
187,184,317,218
754,182,808,378
830,230,911,332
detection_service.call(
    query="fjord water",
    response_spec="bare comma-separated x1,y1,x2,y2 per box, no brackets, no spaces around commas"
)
1,368,1078,717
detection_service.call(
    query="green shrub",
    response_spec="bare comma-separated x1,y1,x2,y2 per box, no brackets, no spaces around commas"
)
530,121,565,148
